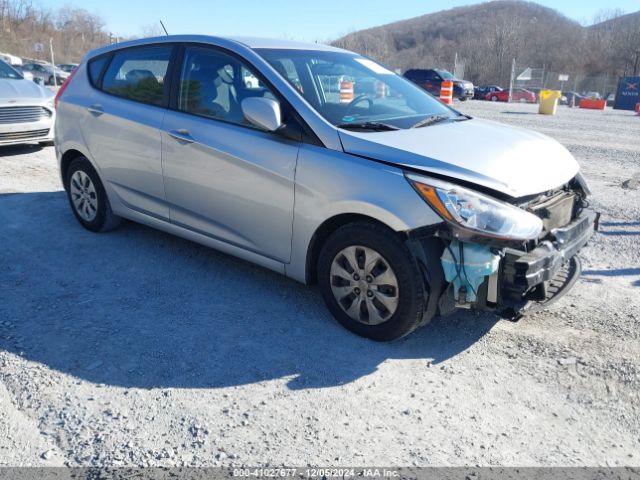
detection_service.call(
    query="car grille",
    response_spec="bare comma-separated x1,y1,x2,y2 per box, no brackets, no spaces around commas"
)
0,129,50,141
0,106,52,124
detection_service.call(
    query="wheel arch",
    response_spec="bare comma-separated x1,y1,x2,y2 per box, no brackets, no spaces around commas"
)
59,147,100,191
304,213,404,285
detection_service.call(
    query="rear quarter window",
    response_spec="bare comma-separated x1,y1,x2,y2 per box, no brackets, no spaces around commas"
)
87,55,110,87
100,46,172,106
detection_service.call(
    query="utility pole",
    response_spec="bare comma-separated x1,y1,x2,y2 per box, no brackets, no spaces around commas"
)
49,38,57,89
508,58,515,103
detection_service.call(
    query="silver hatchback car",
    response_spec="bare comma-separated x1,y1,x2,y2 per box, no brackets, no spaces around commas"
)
55,36,597,340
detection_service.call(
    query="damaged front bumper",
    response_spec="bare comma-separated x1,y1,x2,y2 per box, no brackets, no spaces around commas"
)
435,208,599,318
502,209,598,295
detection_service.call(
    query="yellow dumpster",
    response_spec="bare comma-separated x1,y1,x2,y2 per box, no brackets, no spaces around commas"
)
538,90,562,115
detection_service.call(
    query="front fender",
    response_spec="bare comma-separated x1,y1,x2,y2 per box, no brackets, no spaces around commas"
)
287,144,442,283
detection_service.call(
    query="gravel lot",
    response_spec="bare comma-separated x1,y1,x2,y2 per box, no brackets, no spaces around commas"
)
0,101,638,467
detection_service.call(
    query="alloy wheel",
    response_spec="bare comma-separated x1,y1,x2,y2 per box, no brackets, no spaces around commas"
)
69,170,98,222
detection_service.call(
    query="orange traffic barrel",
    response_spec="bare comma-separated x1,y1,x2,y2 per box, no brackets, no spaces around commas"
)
375,80,386,98
440,80,453,104
339,79,354,104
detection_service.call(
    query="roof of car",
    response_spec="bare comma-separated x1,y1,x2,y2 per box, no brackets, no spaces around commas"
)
88,35,345,59
228,36,343,51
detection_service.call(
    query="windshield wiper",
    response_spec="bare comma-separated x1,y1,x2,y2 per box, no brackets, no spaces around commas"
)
337,121,400,131
410,114,451,129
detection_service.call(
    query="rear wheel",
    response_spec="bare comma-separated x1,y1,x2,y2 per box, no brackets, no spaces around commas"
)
66,157,121,232
490,95,499,102
318,222,430,341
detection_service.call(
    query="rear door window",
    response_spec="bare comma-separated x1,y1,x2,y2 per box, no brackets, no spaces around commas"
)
101,46,172,106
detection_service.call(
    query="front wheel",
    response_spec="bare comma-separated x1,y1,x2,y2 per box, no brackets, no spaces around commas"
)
490,95,499,102
459,96,468,102
318,222,430,341
66,157,121,232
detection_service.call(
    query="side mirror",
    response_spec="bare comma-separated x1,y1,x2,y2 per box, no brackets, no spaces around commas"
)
241,97,282,132
33,77,42,85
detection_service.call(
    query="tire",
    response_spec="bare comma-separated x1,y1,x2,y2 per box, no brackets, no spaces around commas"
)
459,97,468,102
318,222,429,341
65,157,121,232
490,95,498,102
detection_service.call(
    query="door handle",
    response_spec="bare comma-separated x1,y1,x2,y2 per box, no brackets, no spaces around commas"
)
87,104,103,115
167,128,194,144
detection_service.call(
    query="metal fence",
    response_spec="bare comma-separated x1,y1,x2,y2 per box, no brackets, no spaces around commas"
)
543,72,617,97
510,63,618,99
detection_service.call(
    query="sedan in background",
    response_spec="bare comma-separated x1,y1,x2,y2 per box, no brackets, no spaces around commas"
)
0,59,55,146
486,88,536,103
12,65,34,82
474,85,503,100
57,63,79,73
22,62,70,85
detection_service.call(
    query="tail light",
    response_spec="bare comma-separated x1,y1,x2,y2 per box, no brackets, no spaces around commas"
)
54,67,78,108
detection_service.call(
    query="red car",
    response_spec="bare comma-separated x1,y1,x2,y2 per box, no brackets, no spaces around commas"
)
485,88,536,103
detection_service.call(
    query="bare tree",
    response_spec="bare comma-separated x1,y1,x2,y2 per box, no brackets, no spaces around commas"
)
0,0,109,63
331,0,639,88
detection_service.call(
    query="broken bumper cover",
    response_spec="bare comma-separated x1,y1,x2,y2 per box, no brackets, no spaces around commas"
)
501,208,599,305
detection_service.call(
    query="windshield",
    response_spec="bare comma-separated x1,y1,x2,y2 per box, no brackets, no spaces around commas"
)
0,60,23,79
435,69,455,80
256,48,459,130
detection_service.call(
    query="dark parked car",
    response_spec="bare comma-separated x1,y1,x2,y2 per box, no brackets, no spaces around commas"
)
474,85,503,100
605,92,615,106
561,91,584,106
404,68,474,101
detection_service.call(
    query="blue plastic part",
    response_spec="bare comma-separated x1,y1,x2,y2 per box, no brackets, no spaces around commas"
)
441,240,500,302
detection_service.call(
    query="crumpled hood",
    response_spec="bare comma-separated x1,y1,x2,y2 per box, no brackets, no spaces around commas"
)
339,118,579,198
0,78,53,105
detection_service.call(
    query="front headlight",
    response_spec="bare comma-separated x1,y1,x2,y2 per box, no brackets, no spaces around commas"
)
406,173,543,241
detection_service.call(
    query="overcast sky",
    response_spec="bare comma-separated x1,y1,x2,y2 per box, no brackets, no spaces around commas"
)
37,0,640,40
